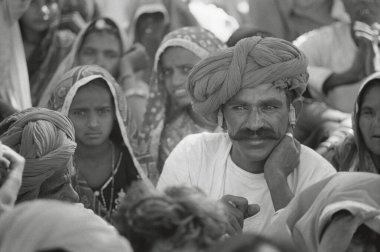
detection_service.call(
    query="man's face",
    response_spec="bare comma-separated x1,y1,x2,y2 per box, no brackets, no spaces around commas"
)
223,83,289,165
359,84,380,156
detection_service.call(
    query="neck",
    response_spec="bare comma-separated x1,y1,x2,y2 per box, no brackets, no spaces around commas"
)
187,106,216,130
22,27,45,45
75,140,112,159
230,147,265,174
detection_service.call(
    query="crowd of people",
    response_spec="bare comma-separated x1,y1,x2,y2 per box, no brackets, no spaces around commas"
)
0,0,380,251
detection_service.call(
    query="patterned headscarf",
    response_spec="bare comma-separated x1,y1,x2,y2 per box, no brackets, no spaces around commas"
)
0,199,133,252
187,36,309,124
132,27,225,176
0,107,76,202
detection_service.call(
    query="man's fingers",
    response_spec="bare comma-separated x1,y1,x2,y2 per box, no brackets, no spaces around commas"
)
221,195,249,213
245,204,260,219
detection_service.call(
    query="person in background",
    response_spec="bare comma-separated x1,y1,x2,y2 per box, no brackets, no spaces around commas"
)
157,36,336,234
113,181,227,252
0,107,78,203
126,0,199,84
0,199,133,252
294,0,380,113
323,72,380,173
46,65,153,220
0,0,32,110
134,27,226,175
20,0,75,106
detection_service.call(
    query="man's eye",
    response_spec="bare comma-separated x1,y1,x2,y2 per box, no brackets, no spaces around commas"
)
262,105,277,111
232,105,248,111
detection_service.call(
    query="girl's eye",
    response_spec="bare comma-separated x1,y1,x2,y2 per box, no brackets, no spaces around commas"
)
162,69,172,77
181,66,192,74
98,108,111,115
71,110,86,117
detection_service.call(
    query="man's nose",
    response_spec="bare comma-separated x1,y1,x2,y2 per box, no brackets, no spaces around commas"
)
245,108,264,131
60,184,80,203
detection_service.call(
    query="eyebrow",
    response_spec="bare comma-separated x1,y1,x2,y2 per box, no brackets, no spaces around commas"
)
227,97,284,105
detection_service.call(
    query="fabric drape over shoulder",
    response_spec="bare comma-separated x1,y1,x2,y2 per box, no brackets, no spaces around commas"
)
286,172,380,252
0,107,76,202
0,200,133,252
187,36,309,124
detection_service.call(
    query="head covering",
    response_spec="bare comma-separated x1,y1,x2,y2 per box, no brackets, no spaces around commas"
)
0,107,76,202
38,17,130,107
0,199,133,252
286,172,380,252
187,36,309,124
45,64,153,184
352,72,380,172
132,27,225,175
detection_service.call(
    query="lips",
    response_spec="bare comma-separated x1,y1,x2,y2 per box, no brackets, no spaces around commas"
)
85,132,102,137
174,88,187,97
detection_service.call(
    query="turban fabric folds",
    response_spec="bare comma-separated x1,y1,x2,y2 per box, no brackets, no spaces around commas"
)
187,36,309,124
0,108,76,201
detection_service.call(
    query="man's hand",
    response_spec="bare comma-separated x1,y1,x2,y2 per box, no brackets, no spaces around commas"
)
264,131,300,210
0,143,25,214
219,195,260,236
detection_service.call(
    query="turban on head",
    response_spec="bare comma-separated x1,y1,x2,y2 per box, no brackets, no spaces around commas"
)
187,36,309,124
0,108,76,202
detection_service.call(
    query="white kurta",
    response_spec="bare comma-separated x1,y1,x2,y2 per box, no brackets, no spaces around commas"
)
157,132,336,234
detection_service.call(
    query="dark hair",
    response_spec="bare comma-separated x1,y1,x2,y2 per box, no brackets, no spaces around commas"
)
113,183,227,252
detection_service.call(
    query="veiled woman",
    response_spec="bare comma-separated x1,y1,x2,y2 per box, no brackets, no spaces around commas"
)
134,27,225,176
46,65,153,221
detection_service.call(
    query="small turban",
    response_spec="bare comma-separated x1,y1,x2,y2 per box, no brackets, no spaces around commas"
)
0,108,76,202
187,36,309,124
0,200,133,252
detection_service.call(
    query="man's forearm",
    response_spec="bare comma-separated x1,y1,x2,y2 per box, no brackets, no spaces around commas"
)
266,175,294,211
322,72,359,94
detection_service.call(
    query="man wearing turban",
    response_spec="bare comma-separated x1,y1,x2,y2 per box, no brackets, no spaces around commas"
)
157,37,336,234
0,107,79,203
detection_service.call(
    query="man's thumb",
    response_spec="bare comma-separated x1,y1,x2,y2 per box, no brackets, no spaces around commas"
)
244,204,260,219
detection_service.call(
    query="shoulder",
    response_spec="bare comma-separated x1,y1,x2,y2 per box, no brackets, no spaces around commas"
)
294,22,347,46
299,144,336,175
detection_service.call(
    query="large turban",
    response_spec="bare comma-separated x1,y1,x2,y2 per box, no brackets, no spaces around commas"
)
0,200,133,252
0,107,76,202
187,36,309,124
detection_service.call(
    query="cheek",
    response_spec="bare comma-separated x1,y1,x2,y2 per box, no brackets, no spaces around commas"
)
270,113,289,135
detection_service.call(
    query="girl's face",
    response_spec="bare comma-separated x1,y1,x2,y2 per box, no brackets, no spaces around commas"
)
20,0,60,32
359,84,380,156
68,80,115,148
78,31,122,77
160,46,200,109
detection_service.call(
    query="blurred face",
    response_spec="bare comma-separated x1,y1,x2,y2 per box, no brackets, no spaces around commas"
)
68,80,115,147
160,47,200,109
223,84,289,165
20,0,60,32
78,31,121,77
343,0,380,24
359,84,380,156
39,157,79,202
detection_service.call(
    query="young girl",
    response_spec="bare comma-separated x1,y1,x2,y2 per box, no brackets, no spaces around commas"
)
46,64,152,220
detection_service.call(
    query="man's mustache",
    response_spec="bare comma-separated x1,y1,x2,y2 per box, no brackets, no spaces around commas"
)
229,128,278,141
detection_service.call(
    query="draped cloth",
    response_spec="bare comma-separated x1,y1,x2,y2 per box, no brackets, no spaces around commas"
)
0,199,133,252
285,172,380,252
187,36,309,124
0,107,76,202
